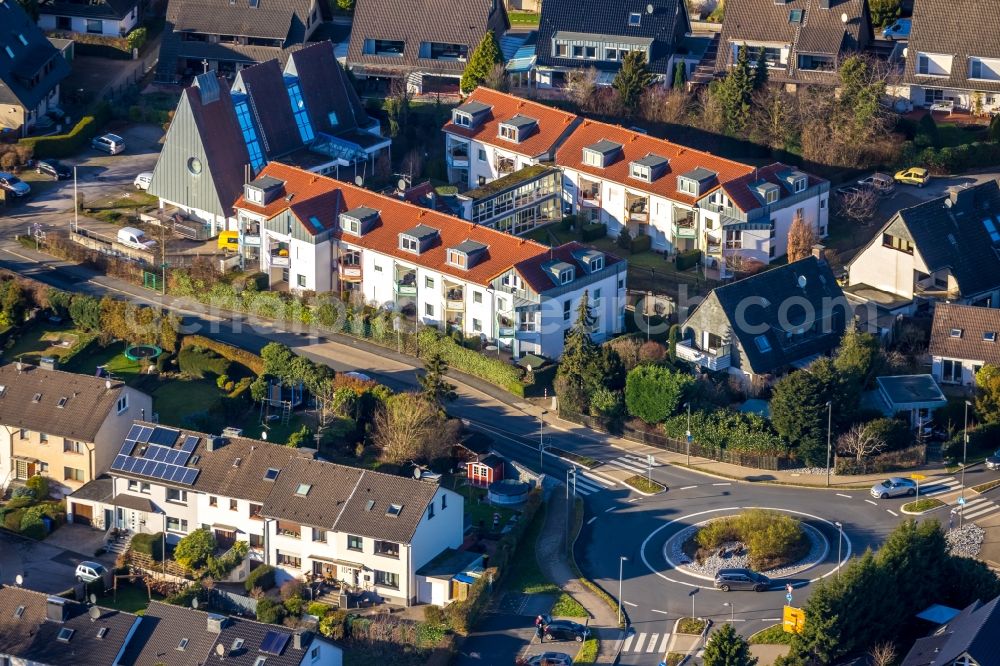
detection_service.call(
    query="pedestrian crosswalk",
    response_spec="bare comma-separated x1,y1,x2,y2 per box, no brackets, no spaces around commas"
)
620,631,671,655
605,454,664,475
956,495,1000,521
570,471,616,496
920,477,963,496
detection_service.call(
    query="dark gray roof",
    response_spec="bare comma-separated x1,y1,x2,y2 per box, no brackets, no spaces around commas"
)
930,304,1000,365
902,597,1000,666
454,239,488,254
39,0,138,20
416,548,484,578
69,476,114,503
118,602,219,666
504,114,538,129
634,153,669,168
261,457,441,543
681,166,717,182
536,0,689,74
251,175,286,190
403,224,440,240
587,139,623,155
458,100,492,115
904,0,1000,93
0,586,138,666
347,0,509,75
890,181,1000,298
344,205,380,219
714,0,872,84
166,0,312,41
876,374,946,406
0,0,71,109
112,493,157,513
0,363,130,442
685,256,847,375
213,618,322,666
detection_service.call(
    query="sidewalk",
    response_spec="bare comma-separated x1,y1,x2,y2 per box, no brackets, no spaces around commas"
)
536,494,623,665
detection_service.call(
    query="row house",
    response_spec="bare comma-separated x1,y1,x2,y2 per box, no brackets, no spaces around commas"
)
233,162,628,358
928,303,1000,388
67,423,464,607
0,363,151,499
555,118,828,271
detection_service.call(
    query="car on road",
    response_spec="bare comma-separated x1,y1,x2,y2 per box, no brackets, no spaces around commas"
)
523,652,573,666
0,173,31,197
543,621,590,642
35,159,71,180
134,172,153,191
882,19,911,40
74,561,107,583
714,568,770,592
92,133,126,155
871,477,917,499
894,167,930,187
857,172,895,195
986,450,1000,471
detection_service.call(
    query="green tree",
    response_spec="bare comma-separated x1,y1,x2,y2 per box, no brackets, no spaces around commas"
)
838,56,886,142
420,349,457,404
613,51,655,113
461,30,502,93
46,288,72,318
668,324,681,364
554,292,605,413
752,47,769,90
868,0,901,27
624,365,692,424
173,528,216,571
915,111,939,148
673,61,687,90
333,0,354,12
25,475,49,500
770,369,831,466
69,295,102,333
713,45,754,134
989,114,1000,143
286,424,313,448
833,328,880,387
975,365,1000,423
702,623,757,666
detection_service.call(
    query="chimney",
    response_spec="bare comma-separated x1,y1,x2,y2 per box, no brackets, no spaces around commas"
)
46,597,67,623
293,631,307,650
207,436,225,452
818,0,831,7
811,243,826,260
207,614,227,633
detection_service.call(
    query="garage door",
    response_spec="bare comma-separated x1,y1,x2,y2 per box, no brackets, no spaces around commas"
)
71,502,92,526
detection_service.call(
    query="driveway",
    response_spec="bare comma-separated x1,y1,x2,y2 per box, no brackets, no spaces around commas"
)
0,529,104,594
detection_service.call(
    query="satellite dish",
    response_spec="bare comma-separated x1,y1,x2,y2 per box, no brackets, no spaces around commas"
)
397,178,408,191
89,593,97,605
646,3,653,12
105,379,112,390
260,431,268,441
413,467,422,479
797,275,807,288
192,598,199,609
14,574,22,586
88,606,101,621
841,12,848,23
354,175,364,187
216,643,226,657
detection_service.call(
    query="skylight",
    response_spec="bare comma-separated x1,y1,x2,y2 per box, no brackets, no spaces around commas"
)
365,499,376,511
57,396,67,408
754,335,772,353
264,468,280,481
296,483,312,496
233,638,245,651
57,628,74,643
628,12,641,26
97,627,109,639
985,332,997,342
984,218,1000,244
950,328,963,338
308,216,324,231
789,8,803,22
14,605,25,618
177,638,189,651
386,503,403,517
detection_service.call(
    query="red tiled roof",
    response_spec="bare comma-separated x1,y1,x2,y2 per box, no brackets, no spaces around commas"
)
721,162,827,212
555,119,755,205
514,241,624,293
234,162,552,286
442,88,579,159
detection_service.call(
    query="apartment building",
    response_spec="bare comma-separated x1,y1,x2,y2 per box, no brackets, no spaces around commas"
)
233,161,628,358
0,363,151,498
442,87,580,190
68,423,465,607
555,117,828,269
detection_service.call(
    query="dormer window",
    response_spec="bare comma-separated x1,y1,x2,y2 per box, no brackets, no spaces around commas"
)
340,207,379,237
453,111,472,127
447,249,467,268
500,124,517,141
341,216,360,235
447,240,487,270
591,256,603,271
629,12,641,26
498,115,538,143
560,269,574,284
766,189,779,204
630,163,650,182
794,177,807,193
245,185,263,205
401,235,418,252
583,148,603,167
678,177,699,196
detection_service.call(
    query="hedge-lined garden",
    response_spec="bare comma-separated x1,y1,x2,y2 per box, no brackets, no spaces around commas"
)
20,103,111,158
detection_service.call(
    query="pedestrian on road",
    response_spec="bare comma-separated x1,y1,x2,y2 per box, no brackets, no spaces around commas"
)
535,623,544,641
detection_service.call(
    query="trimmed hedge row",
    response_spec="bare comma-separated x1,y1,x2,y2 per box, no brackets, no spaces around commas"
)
20,103,111,158
130,532,164,560
417,328,528,396
245,564,275,592
178,346,231,378
180,335,265,375
629,234,652,254
675,249,702,271
581,222,607,241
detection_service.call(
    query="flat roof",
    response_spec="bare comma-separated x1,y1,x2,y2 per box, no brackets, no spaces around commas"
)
402,223,439,240
586,139,623,155
877,374,947,406
457,100,491,115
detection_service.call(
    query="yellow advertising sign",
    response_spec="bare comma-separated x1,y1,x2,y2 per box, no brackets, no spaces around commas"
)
783,605,805,634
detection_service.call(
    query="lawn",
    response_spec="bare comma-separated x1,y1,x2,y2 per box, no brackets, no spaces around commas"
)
5,322,94,364
461,484,518,531
973,479,1000,494
508,10,540,25
97,583,163,614
552,592,588,618
749,623,795,645
504,506,559,595
677,617,706,634
574,637,598,664
624,475,665,494
61,341,146,379
149,379,224,427
902,497,944,513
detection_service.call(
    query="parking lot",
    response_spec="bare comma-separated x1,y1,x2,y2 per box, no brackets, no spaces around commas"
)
0,527,113,594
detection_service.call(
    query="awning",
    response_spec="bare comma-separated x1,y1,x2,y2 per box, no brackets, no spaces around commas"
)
112,494,156,513
453,573,477,585
212,524,240,533
308,556,365,569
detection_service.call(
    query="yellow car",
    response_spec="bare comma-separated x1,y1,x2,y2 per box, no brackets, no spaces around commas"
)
894,167,930,187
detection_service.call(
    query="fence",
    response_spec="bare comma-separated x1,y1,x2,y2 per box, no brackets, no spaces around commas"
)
210,589,258,616
559,409,795,471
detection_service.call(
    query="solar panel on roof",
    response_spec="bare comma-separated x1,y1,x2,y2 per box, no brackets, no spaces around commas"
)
175,452,191,467
170,466,186,482
260,630,290,655
119,439,137,456
182,468,199,485
111,455,128,471
181,436,199,453
152,463,167,478
125,424,143,441
136,426,154,443
149,426,180,447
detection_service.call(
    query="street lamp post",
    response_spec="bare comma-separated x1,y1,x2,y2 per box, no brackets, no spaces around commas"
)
685,402,692,466
538,415,545,472
835,521,843,579
961,400,972,527
617,556,627,625
723,601,734,623
825,400,833,487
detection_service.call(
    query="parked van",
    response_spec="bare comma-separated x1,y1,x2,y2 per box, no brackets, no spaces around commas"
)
218,230,239,252
92,133,126,155
117,226,157,250
133,172,153,191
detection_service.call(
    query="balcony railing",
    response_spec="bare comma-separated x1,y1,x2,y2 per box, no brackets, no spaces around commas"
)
675,340,732,371
268,252,289,268
498,326,515,338
579,188,601,206
395,278,417,296
338,262,363,279
447,146,469,167
673,219,697,238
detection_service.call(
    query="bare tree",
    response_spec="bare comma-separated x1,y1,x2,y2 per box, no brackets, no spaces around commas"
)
749,86,797,150
869,642,897,666
483,63,510,92
566,67,598,110
786,213,817,262
372,393,456,464
401,149,424,182
639,86,691,125
836,186,880,226
838,423,887,463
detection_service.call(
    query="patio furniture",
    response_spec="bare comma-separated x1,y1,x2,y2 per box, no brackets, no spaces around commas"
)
930,100,954,115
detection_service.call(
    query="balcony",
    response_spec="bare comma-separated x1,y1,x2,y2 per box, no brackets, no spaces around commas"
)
243,234,261,247
673,217,697,238
675,340,731,371
626,193,649,225
498,326,515,338
268,252,289,268
445,287,464,311
338,262,363,280
915,275,958,299
447,144,469,168
579,180,601,207
395,272,417,296
495,156,516,176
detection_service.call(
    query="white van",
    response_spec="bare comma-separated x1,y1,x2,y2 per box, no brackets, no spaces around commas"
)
117,226,157,250
133,172,153,191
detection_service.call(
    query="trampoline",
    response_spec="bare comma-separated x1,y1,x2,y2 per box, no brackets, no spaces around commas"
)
124,344,163,361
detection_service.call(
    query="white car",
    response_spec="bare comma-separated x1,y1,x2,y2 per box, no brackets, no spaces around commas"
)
75,561,107,583
92,133,125,155
134,172,153,191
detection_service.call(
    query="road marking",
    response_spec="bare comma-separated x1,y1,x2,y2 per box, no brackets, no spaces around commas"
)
650,609,669,615
712,482,732,486
659,634,671,652
761,618,781,622
632,633,647,653
604,507,615,513
629,498,639,503
621,633,635,652
623,600,638,607
887,509,898,517
586,517,597,525
865,499,878,506
607,457,647,474
581,472,616,488
680,485,697,490
836,493,852,498
646,634,660,652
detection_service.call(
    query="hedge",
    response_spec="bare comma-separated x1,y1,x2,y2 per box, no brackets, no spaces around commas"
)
20,103,111,158
675,249,702,271
417,328,528,396
245,564,276,592
130,532,164,560
835,444,926,475
180,335,265,375
178,346,231,378
630,234,652,254
663,408,788,456
943,423,1000,461
581,222,607,241
917,141,1000,175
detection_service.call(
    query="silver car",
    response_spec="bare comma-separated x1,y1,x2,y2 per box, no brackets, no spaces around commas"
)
985,450,1000,471
871,477,917,499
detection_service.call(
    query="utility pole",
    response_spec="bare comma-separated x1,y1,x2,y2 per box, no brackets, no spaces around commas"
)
73,166,79,233
685,402,692,466
960,400,971,527
825,400,833,487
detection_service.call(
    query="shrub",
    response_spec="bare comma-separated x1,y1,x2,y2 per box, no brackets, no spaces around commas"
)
11,486,35,501
638,341,667,363
286,424,313,448
205,541,248,579
256,597,286,624
625,365,692,424
3,508,25,531
4,496,35,510
943,423,1000,460
559,214,577,231
307,602,332,618
663,409,787,455
279,579,304,601
865,417,913,451
24,475,49,500
616,227,633,250
590,386,625,420
283,595,304,616
130,532,164,560
125,27,147,52
423,604,447,625
178,346,231,378
318,609,349,639
630,234,652,254
19,104,111,158
245,564,276,592
675,249,702,271
173,528,216,571
581,222,607,241
695,509,806,570
19,512,47,540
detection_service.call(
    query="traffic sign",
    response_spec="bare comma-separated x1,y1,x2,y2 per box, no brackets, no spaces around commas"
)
783,606,805,634
958,496,967,505
910,474,926,481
